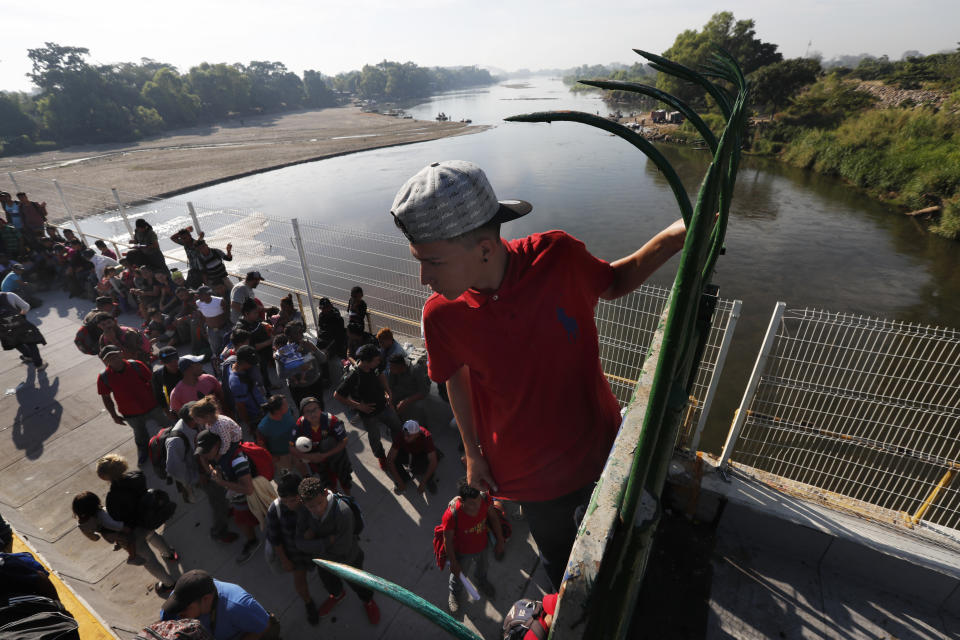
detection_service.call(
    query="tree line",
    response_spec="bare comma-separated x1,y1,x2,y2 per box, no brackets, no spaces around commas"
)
0,45,495,154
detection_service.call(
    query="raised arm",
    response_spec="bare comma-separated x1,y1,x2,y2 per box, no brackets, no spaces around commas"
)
600,218,687,300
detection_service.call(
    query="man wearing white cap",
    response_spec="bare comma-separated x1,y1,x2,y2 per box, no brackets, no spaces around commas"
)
390,160,686,589
386,420,439,494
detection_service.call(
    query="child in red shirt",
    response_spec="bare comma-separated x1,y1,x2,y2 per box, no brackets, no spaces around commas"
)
442,477,505,613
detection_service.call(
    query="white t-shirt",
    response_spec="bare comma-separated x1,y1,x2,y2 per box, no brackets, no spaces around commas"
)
196,296,225,318
90,253,120,280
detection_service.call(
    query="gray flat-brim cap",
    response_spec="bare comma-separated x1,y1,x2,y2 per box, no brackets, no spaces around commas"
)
390,160,531,244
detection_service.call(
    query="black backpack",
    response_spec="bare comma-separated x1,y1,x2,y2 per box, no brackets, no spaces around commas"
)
502,598,547,640
137,489,177,531
0,594,80,640
106,472,148,527
334,494,364,536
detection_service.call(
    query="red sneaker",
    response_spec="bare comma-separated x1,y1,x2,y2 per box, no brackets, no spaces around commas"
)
378,457,388,470
364,599,381,625
318,591,346,617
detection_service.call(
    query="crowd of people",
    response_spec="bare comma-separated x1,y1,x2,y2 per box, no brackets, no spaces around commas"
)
5,155,687,639
17,214,504,638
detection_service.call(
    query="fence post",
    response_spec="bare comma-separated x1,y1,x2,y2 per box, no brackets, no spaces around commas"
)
688,299,742,452
290,218,320,333
111,188,134,238
7,172,21,193
53,179,87,244
186,202,202,235
718,301,786,469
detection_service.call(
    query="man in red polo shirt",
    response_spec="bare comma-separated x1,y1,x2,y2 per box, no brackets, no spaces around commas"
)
98,346,172,464
390,160,686,590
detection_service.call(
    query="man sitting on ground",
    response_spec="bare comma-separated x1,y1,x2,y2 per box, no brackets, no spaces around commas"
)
376,327,406,376
387,420,439,495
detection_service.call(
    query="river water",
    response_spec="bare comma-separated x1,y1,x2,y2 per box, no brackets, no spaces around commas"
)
139,77,960,452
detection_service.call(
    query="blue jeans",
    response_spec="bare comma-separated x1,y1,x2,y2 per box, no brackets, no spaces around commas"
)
519,483,595,591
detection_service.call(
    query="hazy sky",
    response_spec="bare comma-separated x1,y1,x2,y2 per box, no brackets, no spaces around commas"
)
1,0,957,92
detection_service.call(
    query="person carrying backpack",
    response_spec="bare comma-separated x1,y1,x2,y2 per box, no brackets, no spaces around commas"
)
0,290,47,371
195,430,277,565
98,346,173,464
160,402,237,545
265,473,321,626
502,593,558,640
295,477,380,625
95,455,180,596
442,477,504,613
289,396,353,494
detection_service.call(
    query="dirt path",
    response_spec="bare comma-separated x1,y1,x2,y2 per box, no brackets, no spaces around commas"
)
2,107,483,212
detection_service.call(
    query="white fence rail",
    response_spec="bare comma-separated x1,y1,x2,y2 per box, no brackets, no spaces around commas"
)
720,304,960,532
5,174,740,449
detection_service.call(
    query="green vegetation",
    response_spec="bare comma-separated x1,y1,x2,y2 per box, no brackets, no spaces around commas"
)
568,12,960,240
0,44,494,155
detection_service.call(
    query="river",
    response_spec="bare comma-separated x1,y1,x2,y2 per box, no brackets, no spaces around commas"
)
106,77,960,452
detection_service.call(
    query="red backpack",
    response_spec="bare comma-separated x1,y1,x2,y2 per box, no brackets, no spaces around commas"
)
238,441,275,481
432,498,460,569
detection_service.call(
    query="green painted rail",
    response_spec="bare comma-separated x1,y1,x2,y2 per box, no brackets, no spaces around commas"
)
312,559,483,640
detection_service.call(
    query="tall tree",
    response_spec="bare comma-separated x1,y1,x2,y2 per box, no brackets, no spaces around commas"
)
658,12,782,106
303,71,337,108
26,43,90,91
141,68,201,127
750,58,822,112
186,63,251,118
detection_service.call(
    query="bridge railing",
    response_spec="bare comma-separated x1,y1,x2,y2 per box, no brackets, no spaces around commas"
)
720,303,960,534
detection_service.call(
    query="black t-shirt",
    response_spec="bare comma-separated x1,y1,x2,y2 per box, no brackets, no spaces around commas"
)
235,318,270,354
337,367,385,412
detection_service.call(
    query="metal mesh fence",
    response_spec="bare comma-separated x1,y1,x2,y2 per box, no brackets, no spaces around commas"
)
5,174,739,448
727,307,960,531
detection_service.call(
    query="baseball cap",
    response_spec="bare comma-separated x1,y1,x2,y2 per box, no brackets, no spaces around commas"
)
402,420,420,435
318,297,332,308
178,354,206,372
161,569,216,615
10,263,23,271
299,396,322,412
194,429,221,456
390,160,531,244
356,343,380,362
95,296,115,306
245,271,263,281
158,346,178,361
98,345,121,360
235,345,259,365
